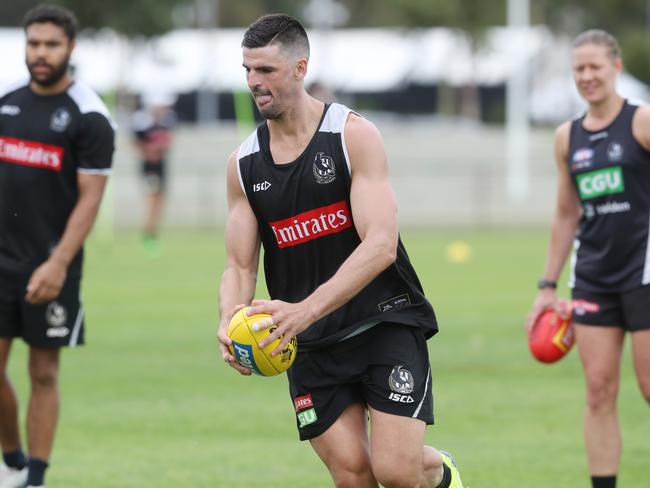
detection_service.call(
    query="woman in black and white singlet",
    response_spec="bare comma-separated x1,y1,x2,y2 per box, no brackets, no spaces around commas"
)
527,30,650,488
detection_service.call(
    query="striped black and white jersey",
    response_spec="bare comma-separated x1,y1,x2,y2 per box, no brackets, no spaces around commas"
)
568,100,650,292
237,103,437,349
0,78,115,277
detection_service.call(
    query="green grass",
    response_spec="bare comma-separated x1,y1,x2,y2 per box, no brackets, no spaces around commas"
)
6,229,649,487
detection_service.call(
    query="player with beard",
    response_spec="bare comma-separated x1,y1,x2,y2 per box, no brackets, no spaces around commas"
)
0,5,115,487
218,14,463,488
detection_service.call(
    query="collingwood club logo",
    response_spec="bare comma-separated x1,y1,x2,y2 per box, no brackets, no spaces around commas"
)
50,107,71,132
607,141,623,162
313,152,336,184
46,301,68,327
388,365,415,394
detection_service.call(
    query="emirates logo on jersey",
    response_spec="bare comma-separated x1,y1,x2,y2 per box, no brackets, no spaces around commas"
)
0,136,63,171
269,200,353,248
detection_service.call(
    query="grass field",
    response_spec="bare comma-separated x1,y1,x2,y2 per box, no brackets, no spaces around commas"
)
6,229,649,487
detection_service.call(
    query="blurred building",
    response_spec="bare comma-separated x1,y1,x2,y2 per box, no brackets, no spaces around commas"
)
3,26,649,125
4,25,649,228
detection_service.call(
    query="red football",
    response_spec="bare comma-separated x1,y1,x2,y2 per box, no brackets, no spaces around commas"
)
528,309,575,363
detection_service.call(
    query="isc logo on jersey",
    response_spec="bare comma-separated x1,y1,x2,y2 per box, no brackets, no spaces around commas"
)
577,166,624,199
252,181,271,192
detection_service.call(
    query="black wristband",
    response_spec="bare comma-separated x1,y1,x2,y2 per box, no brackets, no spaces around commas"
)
537,279,557,290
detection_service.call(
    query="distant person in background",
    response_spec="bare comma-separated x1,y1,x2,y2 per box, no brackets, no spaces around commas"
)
131,95,176,255
307,81,336,103
0,5,115,488
527,29,650,488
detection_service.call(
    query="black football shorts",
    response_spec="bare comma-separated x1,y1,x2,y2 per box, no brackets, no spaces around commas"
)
572,284,650,331
287,323,434,441
0,270,85,347
142,159,167,193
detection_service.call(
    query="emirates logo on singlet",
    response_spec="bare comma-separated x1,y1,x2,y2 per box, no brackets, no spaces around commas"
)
0,136,63,171
269,200,353,248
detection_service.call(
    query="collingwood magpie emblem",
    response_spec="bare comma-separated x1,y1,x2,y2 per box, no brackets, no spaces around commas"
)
607,141,623,162
313,152,336,184
50,107,71,132
388,365,415,394
46,301,68,327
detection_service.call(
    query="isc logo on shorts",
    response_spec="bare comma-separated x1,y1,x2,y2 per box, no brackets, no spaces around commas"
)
388,392,414,403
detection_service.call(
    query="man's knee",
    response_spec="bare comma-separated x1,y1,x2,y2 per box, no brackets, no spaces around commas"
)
28,353,59,390
328,454,375,488
372,452,424,488
29,368,58,390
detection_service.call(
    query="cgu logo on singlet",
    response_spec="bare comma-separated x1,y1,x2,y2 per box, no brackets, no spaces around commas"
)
0,136,63,171
269,200,353,249
576,166,624,200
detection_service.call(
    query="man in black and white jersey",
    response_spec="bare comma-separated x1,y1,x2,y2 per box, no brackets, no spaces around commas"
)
527,30,650,488
218,14,463,488
0,5,115,487
130,94,176,254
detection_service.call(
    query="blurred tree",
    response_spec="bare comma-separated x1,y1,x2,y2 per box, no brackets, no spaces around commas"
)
0,0,45,27
56,0,194,36
533,0,650,84
3,0,648,86
618,29,650,85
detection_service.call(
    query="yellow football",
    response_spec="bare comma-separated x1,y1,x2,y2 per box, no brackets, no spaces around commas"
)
227,307,297,376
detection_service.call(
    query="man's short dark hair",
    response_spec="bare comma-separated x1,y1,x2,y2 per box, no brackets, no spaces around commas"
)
242,14,309,59
22,3,78,41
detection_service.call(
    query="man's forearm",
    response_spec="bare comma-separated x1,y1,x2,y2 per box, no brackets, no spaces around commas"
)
219,266,258,320
303,232,396,323
49,193,104,268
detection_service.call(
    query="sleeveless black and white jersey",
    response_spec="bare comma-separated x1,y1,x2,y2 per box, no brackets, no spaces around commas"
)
237,103,437,349
0,78,115,278
568,100,650,292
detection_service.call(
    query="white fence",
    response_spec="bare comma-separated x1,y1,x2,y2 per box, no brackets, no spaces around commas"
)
108,116,557,229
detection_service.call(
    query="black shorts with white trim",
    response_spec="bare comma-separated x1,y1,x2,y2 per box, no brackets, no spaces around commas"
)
0,269,85,347
572,284,650,331
287,322,433,441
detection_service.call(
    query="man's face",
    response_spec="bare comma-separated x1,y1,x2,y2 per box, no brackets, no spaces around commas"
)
243,44,299,120
25,22,74,87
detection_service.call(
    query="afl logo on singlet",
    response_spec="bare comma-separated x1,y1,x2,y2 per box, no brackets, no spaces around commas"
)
313,152,336,184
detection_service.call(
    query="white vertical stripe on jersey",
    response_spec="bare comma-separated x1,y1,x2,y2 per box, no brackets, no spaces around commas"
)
236,156,246,194
340,130,352,177
568,238,580,289
237,131,260,194
319,103,353,177
69,306,84,347
643,213,650,284
412,367,430,418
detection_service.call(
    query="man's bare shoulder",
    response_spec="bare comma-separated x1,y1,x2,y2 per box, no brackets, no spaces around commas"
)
345,113,383,148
